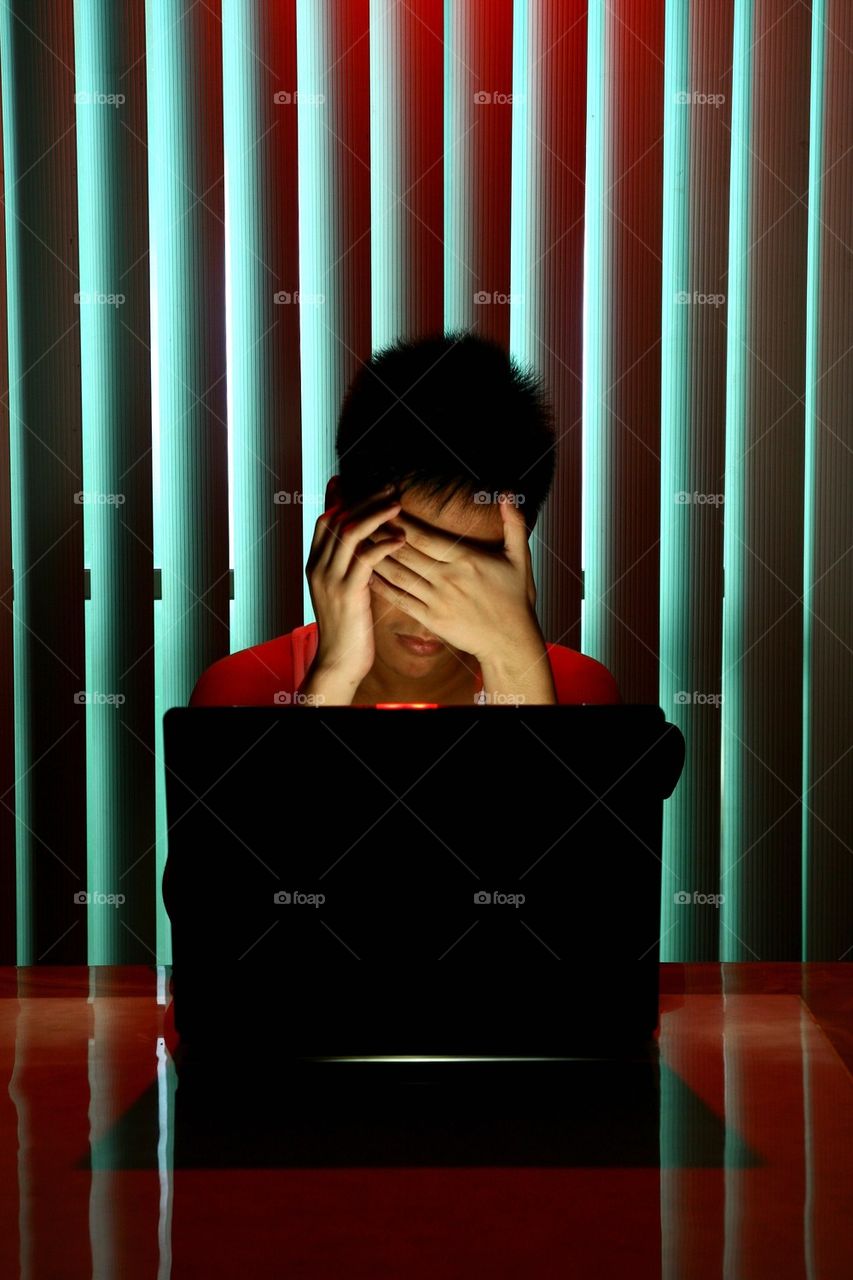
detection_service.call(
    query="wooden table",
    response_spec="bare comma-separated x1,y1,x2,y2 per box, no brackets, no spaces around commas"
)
0,963,851,1278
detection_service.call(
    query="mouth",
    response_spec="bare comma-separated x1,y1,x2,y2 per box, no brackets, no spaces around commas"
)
394,633,444,657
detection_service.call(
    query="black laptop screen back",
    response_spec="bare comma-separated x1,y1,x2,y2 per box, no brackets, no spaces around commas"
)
163,706,684,1056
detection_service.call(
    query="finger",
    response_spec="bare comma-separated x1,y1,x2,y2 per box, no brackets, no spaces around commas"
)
346,532,406,588
308,500,342,561
368,573,431,626
311,501,350,571
369,552,434,602
392,513,463,562
381,538,444,582
313,486,398,568
324,501,402,578
327,484,398,529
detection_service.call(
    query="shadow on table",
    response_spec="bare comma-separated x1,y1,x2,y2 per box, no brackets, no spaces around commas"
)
82,1051,760,1170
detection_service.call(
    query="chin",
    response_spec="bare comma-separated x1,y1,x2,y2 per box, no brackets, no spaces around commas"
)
389,653,440,676
379,642,443,675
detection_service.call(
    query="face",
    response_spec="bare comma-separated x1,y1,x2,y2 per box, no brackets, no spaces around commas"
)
368,485,507,681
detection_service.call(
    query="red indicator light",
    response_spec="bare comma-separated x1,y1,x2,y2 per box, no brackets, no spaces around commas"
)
374,702,439,709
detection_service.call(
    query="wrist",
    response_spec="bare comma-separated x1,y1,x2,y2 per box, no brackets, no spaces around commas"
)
478,628,555,706
299,657,364,706
479,643,546,686
475,612,546,669
313,644,370,685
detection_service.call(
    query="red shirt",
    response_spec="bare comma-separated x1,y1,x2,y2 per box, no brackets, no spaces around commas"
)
188,623,621,707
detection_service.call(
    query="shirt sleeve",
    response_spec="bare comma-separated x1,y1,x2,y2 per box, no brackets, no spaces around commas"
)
547,644,622,705
187,657,237,707
186,633,300,707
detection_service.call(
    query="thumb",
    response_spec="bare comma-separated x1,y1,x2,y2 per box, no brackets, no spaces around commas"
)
499,493,529,561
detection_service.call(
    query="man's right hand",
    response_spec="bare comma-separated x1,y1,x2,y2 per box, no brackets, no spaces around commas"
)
299,485,404,703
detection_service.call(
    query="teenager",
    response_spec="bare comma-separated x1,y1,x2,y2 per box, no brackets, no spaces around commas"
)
189,331,620,708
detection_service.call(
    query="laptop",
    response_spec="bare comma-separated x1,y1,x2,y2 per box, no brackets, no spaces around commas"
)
162,705,685,1060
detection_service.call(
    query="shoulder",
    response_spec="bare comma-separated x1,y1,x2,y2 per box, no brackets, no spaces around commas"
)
546,642,621,705
188,624,317,706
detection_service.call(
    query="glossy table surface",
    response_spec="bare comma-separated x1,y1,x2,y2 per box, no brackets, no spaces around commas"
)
0,963,852,1279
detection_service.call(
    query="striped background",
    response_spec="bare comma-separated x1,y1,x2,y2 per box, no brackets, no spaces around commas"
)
0,1,850,966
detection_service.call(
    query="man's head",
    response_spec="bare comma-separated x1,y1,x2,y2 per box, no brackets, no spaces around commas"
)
326,330,556,684
333,329,556,526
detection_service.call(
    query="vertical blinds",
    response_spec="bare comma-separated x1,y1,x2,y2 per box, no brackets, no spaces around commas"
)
0,1,849,965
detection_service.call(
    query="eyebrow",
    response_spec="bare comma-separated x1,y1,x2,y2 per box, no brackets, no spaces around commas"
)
397,508,506,553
